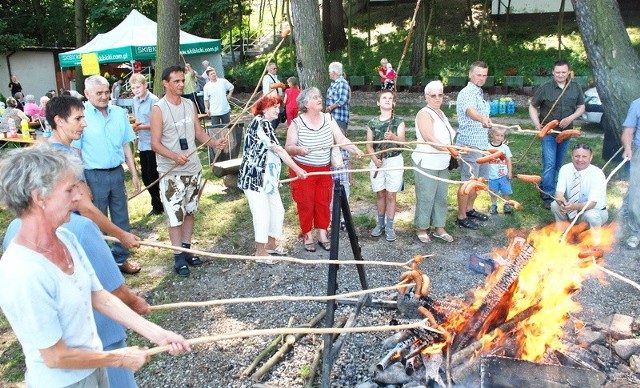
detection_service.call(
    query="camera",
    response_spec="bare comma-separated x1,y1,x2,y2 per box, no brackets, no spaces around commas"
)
179,138,188,150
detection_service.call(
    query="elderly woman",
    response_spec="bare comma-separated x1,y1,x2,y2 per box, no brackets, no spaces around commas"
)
39,95,50,117
0,145,190,387
285,87,363,252
0,97,29,131
412,81,456,243
23,94,41,118
238,94,307,259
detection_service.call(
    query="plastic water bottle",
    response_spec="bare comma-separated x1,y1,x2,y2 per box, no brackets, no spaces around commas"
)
507,100,515,114
43,120,52,138
498,100,506,115
21,121,30,139
490,100,498,116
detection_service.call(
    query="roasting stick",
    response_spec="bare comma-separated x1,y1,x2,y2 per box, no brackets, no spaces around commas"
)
103,235,417,269
590,257,640,292
149,281,416,311
279,166,462,185
128,30,292,201
602,146,624,171
490,123,524,132
145,318,436,356
559,158,630,244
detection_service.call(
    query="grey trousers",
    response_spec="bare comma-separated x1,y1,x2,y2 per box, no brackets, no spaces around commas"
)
414,162,450,229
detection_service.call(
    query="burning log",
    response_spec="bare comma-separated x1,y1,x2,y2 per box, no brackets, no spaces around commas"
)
451,243,536,351
376,338,414,371
420,351,445,387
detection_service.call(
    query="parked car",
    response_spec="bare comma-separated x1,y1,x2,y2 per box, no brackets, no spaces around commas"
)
581,87,603,124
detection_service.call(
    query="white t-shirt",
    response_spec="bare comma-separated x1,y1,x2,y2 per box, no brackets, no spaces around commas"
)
203,79,234,116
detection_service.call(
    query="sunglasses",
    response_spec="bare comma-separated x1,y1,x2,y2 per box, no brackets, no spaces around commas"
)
573,143,591,151
428,93,444,98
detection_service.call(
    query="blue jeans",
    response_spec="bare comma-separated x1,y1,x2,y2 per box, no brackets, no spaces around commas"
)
541,134,571,201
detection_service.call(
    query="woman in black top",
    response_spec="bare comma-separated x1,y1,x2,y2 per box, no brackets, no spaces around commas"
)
8,74,22,96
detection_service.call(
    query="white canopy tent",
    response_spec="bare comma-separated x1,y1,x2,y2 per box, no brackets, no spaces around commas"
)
58,9,222,70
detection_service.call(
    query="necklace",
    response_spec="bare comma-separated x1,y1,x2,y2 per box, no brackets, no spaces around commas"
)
23,237,73,269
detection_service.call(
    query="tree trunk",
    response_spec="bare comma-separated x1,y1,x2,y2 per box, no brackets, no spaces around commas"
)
328,0,347,51
557,0,566,58
291,0,328,91
572,0,640,153
410,0,435,78
155,0,181,97
74,0,87,94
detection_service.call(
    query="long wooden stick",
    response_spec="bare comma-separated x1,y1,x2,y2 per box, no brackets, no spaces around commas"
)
592,259,640,292
102,235,417,269
602,146,624,171
149,281,414,311
251,311,326,381
279,166,463,185
145,318,432,356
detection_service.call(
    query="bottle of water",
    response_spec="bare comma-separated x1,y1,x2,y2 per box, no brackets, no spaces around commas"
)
507,100,515,114
498,100,506,115
490,100,499,116
44,120,52,138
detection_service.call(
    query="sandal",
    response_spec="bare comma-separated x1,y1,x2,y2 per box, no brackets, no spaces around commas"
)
318,241,331,251
432,232,454,243
266,245,289,256
416,233,431,243
185,254,203,267
466,209,489,221
304,242,316,252
119,260,142,274
456,217,479,230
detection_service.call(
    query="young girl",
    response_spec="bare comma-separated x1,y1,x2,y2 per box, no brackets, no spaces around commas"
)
283,76,301,126
384,63,397,90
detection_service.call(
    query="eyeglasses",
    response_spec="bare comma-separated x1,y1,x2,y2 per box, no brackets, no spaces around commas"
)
428,93,444,98
573,143,591,151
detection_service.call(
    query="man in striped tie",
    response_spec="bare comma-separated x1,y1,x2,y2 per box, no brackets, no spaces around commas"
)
550,143,608,244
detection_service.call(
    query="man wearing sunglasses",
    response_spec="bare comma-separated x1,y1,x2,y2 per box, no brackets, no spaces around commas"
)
550,143,608,244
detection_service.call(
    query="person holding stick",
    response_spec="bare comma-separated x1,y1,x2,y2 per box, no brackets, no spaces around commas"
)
238,94,307,260
455,61,492,230
151,65,228,277
285,87,363,252
619,97,640,248
413,81,455,243
529,60,585,209
366,90,406,242
0,145,190,388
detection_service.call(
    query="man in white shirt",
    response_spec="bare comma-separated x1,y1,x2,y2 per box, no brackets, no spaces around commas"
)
262,62,284,129
551,143,608,244
203,67,234,126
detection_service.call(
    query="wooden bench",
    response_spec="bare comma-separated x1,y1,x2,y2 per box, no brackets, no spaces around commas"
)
212,157,242,188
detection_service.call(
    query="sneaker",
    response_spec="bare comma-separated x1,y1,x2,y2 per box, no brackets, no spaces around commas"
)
371,223,384,237
489,204,498,215
185,254,203,267
385,226,397,242
503,203,513,214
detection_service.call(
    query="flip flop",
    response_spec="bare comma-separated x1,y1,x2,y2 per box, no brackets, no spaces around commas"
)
318,241,331,251
266,246,288,256
416,233,431,243
304,242,316,252
432,232,454,243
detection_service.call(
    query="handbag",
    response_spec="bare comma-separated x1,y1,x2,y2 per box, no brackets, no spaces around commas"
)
448,157,459,170
330,146,344,168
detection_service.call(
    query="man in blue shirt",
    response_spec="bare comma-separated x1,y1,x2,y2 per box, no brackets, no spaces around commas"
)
71,75,142,273
455,61,492,229
621,97,640,248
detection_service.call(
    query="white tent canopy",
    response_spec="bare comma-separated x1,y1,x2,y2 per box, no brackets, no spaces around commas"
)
58,9,222,68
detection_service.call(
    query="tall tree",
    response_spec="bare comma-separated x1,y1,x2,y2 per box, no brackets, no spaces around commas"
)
322,0,347,51
571,0,640,157
410,0,435,78
74,0,88,94
291,0,328,91
155,0,181,97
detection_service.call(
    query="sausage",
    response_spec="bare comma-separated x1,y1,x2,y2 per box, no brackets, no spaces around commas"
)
271,82,286,90
421,274,432,297
507,200,521,210
537,120,559,139
398,271,414,295
516,174,542,184
578,248,604,259
418,306,438,328
474,181,488,193
556,129,582,143
460,180,476,195
446,146,459,158
412,271,424,298
476,150,505,164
